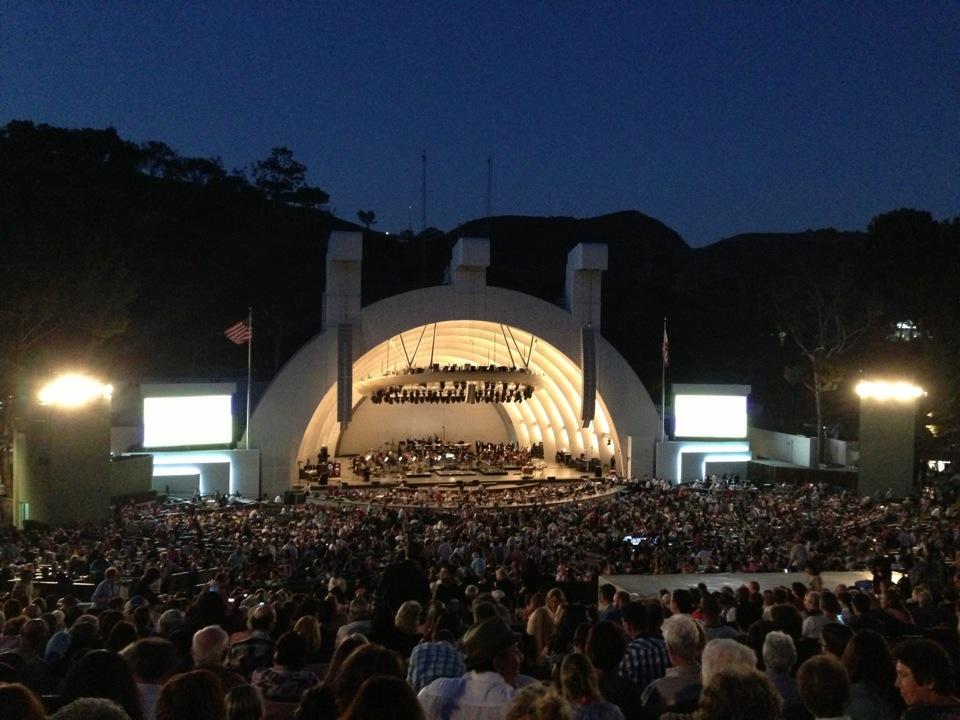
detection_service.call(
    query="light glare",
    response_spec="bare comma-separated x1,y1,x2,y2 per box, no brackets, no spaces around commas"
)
38,374,113,408
855,380,923,401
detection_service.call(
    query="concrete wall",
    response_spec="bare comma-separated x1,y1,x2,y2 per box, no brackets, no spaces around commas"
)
859,398,916,498
148,449,261,498
338,402,512,456
656,440,752,483
14,400,136,526
749,427,815,467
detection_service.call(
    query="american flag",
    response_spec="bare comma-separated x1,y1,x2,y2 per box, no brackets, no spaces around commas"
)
224,319,252,345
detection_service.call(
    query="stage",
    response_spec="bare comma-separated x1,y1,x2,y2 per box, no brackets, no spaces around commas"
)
600,570,874,598
299,457,611,490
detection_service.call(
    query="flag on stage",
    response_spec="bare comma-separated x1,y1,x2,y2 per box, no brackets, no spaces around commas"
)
662,323,669,367
224,319,252,345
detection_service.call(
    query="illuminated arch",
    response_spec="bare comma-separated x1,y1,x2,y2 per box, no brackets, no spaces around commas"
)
249,284,659,497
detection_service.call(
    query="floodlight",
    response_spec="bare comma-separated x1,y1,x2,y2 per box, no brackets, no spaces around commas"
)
855,380,923,401
37,374,113,408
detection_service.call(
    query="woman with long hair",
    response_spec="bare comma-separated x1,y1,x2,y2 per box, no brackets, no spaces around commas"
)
842,630,901,720
560,652,624,720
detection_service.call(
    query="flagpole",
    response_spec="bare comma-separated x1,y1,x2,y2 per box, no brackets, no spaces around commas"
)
246,307,253,450
661,317,667,442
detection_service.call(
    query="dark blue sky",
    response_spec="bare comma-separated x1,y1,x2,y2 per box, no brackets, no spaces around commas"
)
2,3,957,246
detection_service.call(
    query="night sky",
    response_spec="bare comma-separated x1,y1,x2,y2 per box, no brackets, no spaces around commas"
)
2,3,957,246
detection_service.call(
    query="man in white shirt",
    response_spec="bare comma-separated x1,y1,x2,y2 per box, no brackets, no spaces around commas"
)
419,617,520,720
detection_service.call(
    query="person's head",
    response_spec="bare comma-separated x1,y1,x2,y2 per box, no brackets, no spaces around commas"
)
331,644,405,715
699,666,782,720
546,588,566,612
274,631,307,670
586,620,627,673
293,615,322,652
560,652,601,703
769,604,802,640
19,617,47,654
670,588,693,616
60,649,144,720
894,638,957,706
0,682,46,720
701,639,757,686
248,604,276,632
50,698,132,720
395,601,422,635
225,684,263,720
192,625,230,668
819,623,853,659
104,567,119,582
762,631,797,674
504,682,573,720
324,633,368,683
348,597,370,621
121,637,178,684
463,617,521,686
600,583,616,605
661,613,701,665
841,629,896,696
341,675,424,720
797,655,850,719
157,609,185,637
107,621,140,653
156,669,227,720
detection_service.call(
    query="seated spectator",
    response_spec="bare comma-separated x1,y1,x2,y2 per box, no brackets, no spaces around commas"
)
408,611,465,692
342,675,425,720
699,666,782,720
51,697,133,720
230,604,276,676
419,617,520,720
527,588,565,663
225,684,264,720
893,639,960,719
60,649,145,720
0,682,46,720
796,655,850,720
504,682,573,720
156,669,227,720
618,600,669,691
394,601,424,654
586,620,643,720
641,614,702,715
251,630,319,703
818,623,852,661
560,652,625,720
121,638,179,720
336,598,372,645
841,629,899,720
91,567,123,611
700,639,756,686
191,625,246,693
14,617,55,693
801,592,829,639
107,621,140,653
762,631,801,709
701,594,737,642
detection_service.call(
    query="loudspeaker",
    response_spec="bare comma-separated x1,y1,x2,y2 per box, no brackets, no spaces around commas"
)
580,327,596,426
337,324,353,424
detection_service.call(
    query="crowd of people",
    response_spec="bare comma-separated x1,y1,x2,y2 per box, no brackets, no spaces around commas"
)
0,476,958,719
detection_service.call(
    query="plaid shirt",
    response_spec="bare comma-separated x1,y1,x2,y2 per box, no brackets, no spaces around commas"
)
618,634,669,690
408,641,466,692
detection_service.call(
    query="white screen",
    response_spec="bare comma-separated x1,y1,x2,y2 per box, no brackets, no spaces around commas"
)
674,395,747,438
143,395,233,447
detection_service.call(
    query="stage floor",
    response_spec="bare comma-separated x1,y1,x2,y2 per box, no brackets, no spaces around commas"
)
302,458,607,488
600,570,873,598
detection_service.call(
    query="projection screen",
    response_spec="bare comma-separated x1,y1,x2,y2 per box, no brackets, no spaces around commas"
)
143,395,233,448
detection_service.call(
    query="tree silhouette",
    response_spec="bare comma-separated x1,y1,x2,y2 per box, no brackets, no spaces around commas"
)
770,250,880,465
250,147,307,200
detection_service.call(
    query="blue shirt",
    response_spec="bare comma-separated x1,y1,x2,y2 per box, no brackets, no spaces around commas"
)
408,641,466,692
